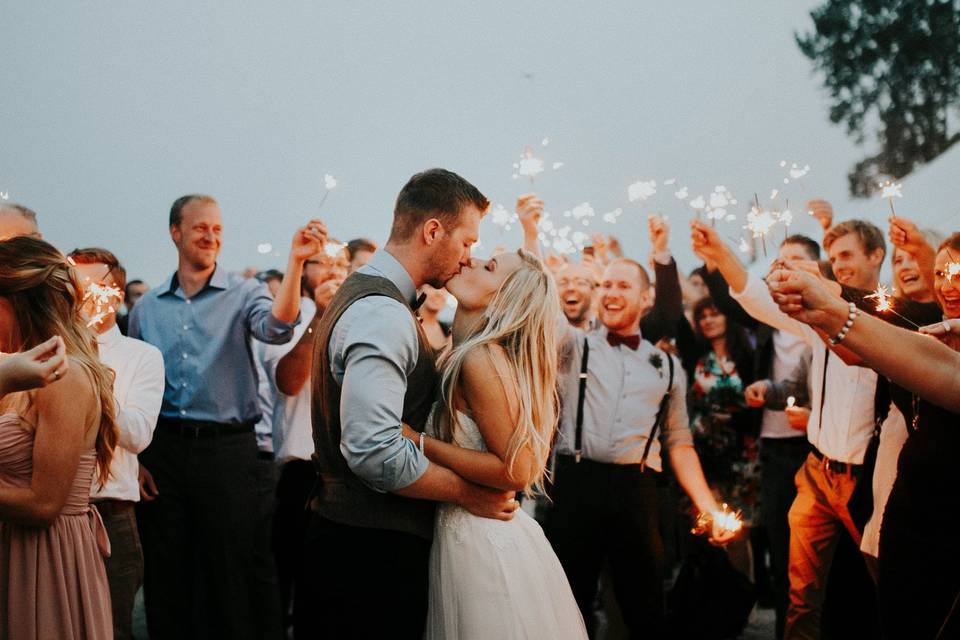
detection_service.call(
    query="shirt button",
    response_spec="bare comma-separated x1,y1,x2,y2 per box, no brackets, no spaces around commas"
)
183,325,189,331
179,409,187,416
186,299,191,305
182,353,188,359
182,382,188,388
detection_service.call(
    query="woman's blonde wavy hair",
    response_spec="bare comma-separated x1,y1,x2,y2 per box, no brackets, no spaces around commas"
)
0,236,118,487
439,249,560,495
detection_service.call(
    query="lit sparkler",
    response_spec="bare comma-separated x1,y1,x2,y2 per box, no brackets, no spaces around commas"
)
513,146,545,184
865,284,921,328
318,173,338,209
744,194,776,258
691,503,743,539
627,179,657,203
878,180,903,217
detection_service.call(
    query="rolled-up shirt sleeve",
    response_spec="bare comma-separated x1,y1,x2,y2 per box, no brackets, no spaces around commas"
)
661,356,694,451
244,280,300,345
332,298,430,492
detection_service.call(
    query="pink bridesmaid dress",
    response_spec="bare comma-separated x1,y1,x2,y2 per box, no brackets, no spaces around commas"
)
0,413,113,639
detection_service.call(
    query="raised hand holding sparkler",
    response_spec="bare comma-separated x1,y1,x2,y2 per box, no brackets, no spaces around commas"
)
807,199,834,234
647,214,670,254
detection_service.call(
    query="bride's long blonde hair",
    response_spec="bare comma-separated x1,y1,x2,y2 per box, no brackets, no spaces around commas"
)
439,249,560,495
0,237,118,488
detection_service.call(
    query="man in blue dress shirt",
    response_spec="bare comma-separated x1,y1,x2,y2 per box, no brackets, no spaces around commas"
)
130,194,325,639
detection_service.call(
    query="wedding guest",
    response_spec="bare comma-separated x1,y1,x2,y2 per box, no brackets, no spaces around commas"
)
767,239,960,638
556,263,597,330
259,249,343,631
69,248,165,640
698,233,821,638
117,279,149,335
546,255,736,638
258,269,284,298
859,219,942,575
129,194,325,639
0,237,118,639
679,296,757,579
0,203,41,241
419,284,453,353
691,218,891,638
345,237,377,273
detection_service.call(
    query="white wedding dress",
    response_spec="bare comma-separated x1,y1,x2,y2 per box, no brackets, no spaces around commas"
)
425,411,588,640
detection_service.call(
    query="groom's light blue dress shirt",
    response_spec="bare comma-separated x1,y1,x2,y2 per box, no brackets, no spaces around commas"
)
129,264,299,424
327,250,431,493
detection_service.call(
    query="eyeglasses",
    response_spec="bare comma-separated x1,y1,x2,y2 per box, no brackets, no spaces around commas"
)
557,278,595,289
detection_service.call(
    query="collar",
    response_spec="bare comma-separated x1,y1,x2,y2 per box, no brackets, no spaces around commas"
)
160,263,228,298
96,324,123,348
358,250,418,308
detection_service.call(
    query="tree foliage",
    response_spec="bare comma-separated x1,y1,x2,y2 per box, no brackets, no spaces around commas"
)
797,0,960,196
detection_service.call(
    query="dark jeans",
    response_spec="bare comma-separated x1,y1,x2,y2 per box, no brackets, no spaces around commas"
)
759,436,810,639
546,456,665,639
137,426,282,640
293,515,431,640
96,500,143,640
271,459,316,626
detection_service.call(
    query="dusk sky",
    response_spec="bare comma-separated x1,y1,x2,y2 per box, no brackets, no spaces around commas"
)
4,2,895,284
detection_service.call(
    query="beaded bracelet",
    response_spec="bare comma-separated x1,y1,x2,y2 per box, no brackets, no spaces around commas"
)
828,302,859,345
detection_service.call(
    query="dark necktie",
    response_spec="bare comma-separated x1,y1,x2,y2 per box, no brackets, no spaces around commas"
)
606,332,640,350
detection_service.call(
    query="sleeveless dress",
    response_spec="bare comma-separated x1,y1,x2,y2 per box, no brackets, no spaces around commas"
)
426,411,588,640
0,413,112,639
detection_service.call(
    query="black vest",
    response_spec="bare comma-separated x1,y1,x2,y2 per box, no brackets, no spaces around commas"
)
310,272,439,539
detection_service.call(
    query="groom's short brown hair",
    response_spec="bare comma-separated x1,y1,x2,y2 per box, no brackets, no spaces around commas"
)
389,169,489,242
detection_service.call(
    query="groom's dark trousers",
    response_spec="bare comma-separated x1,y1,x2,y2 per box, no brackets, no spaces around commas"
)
294,516,431,639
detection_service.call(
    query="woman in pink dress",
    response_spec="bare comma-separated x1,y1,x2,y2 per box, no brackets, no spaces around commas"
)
0,236,119,639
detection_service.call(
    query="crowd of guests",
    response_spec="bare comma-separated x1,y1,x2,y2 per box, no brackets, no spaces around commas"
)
0,176,958,640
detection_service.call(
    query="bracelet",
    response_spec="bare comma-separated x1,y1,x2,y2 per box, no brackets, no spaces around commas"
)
418,431,426,454
828,302,859,345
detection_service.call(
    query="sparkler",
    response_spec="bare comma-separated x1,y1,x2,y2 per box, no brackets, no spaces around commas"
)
744,194,775,258
0,190,8,200
691,502,743,539
511,144,561,184
257,243,273,255
627,179,657,204
318,173,338,209
779,160,811,191
865,284,921,328
80,275,123,329
878,180,903,217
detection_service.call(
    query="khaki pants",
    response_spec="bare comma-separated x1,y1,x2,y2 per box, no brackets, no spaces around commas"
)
784,452,865,640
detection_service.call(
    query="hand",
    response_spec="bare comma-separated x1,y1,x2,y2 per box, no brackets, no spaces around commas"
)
768,259,842,297
0,336,68,396
312,279,341,310
516,193,543,233
460,483,519,522
139,464,159,502
888,215,932,258
744,380,768,408
919,318,960,352
807,199,834,232
290,219,328,264
400,422,419,441
709,526,739,546
690,219,727,266
766,266,849,334
785,406,810,431
648,214,670,254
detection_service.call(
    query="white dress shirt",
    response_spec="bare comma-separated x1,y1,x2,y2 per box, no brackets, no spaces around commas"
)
259,297,317,463
761,330,808,439
91,325,165,502
730,273,880,463
555,326,693,471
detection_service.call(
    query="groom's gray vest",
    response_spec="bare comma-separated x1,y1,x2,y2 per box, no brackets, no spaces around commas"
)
310,272,439,540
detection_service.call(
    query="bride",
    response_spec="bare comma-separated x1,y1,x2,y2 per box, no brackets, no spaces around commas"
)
401,248,588,639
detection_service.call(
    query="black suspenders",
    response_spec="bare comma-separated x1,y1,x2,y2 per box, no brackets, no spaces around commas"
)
573,337,675,469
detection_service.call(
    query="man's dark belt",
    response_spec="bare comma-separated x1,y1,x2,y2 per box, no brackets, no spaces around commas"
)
91,499,136,517
555,453,653,473
811,448,863,475
157,417,255,439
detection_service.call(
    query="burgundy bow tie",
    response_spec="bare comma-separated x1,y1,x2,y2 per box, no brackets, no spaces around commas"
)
606,332,640,351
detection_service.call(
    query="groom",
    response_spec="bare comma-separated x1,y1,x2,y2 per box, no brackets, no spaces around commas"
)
297,169,519,639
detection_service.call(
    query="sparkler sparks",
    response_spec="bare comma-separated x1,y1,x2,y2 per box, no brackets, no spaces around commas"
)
744,198,776,258
947,261,960,282
627,179,657,203
513,146,545,183
0,190,8,200
602,208,624,224
490,203,518,232
691,503,743,539
257,243,273,254
80,279,123,329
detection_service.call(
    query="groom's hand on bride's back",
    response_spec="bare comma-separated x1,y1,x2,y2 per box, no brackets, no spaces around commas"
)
461,483,519,521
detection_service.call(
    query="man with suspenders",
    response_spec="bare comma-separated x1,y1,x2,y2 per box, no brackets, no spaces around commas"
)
547,257,732,638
